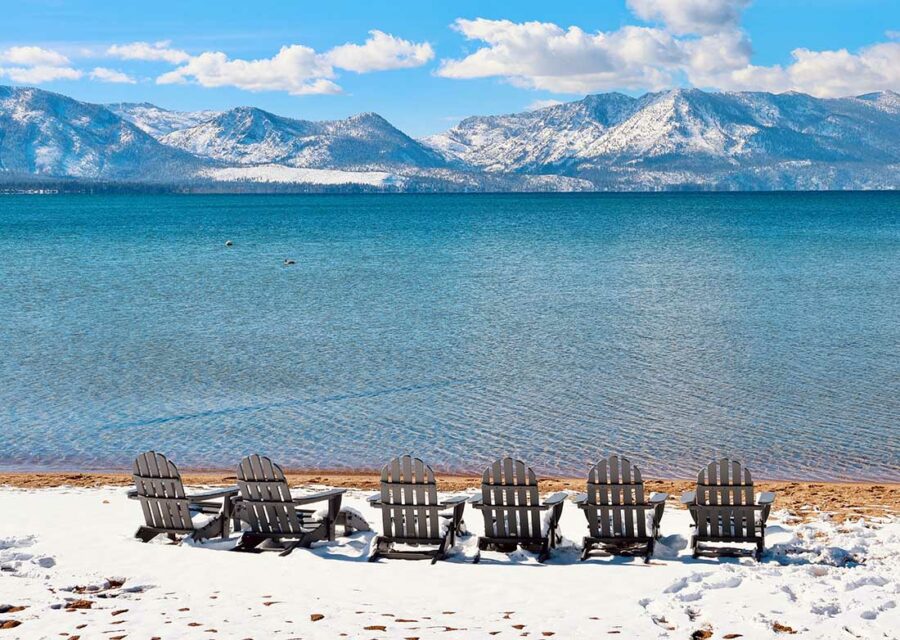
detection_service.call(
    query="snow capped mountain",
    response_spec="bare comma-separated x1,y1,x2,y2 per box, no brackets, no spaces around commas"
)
0,86,202,180
107,102,220,138
161,107,447,171
425,88,900,189
423,92,639,172
1,85,898,190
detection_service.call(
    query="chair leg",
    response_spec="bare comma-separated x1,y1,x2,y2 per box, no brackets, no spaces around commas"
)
278,539,304,557
538,539,550,563
473,538,486,564
756,540,765,561
432,537,449,565
135,526,158,543
325,495,342,541
369,536,392,562
645,539,655,563
580,539,592,561
233,533,266,552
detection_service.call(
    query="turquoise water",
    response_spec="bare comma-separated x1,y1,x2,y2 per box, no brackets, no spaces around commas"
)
1,193,898,480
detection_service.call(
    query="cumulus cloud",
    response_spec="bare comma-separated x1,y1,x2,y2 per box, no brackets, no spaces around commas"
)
156,32,432,95
0,46,82,83
107,41,190,64
439,13,900,98
711,43,900,97
0,65,82,83
627,0,751,35
327,30,433,72
0,46,70,66
157,45,341,95
89,67,137,84
438,19,682,93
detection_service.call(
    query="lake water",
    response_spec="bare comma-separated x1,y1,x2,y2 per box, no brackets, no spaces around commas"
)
1,193,898,480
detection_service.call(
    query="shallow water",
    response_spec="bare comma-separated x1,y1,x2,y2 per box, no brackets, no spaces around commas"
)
1,193,898,480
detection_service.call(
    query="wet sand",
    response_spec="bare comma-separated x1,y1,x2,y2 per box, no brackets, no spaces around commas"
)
2,471,897,522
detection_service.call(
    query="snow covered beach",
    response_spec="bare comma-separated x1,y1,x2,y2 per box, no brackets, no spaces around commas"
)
1,485,898,639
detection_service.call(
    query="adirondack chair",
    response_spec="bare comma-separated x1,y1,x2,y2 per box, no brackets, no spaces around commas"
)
470,457,566,563
681,458,775,560
130,451,238,543
232,454,349,556
367,455,468,564
573,454,668,562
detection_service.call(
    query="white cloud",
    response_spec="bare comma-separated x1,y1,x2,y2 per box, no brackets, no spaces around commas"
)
327,30,433,72
156,32,432,95
89,67,137,84
0,65,82,83
438,19,682,93
0,46,70,66
627,0,751,35
710,43,900,97
157,45,341,95
107,41,190,64
439,15,900,98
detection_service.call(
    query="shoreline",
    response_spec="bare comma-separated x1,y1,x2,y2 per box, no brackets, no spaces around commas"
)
2,470,898,521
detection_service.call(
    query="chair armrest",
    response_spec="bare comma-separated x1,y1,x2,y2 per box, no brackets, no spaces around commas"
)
126,488,138,500
680,490,696,505
544,492,567,506
367,493,381,504
468,492,483,505
571,492,588,505
186,486,239,501
292,488,346,506
649,492,668,504
757,491,775,505
440,495,469,507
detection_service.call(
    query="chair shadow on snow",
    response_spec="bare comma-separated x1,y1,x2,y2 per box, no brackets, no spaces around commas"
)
182,526,855,570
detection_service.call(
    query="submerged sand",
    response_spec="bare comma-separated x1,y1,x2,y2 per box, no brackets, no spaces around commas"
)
2,471,897,521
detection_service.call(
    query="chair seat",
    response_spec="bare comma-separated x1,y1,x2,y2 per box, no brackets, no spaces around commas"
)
190,509,217,530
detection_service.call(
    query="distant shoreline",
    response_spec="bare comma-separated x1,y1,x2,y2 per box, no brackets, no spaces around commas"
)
3,471,898,521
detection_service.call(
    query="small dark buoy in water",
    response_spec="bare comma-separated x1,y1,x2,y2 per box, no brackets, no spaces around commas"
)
284,258,296,266
225,240,233,247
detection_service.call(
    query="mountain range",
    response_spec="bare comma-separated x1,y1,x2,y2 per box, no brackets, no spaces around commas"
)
2,84,899,191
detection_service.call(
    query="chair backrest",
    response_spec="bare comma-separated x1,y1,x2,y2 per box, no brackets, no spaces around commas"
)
695,458,754,506
584,454,649,539
236,454,304,534
378,455,442,541
587,454,646,505
480,457,543,540
132,451,193,532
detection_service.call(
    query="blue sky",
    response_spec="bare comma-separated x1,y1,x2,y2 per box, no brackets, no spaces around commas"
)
1,0,898,136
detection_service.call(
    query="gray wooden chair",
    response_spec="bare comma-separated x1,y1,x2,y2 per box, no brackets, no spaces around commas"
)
367,455,468,564
232,454,349,556
681,458,775,560
573,454,667,562
470,457,566,563
130,451,238,543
